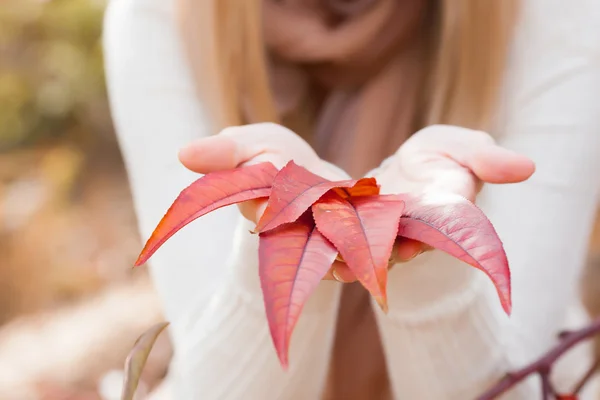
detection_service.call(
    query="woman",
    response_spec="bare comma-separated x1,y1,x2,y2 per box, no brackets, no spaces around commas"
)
103,0,600,398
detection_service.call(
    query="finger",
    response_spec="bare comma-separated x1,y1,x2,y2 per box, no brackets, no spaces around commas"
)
394,238,424,262
238,198,268,224
178,134,241,173
409,125,536,185
443,127,535,184
178,123,317,174
470,145,536,184
323,261,357,283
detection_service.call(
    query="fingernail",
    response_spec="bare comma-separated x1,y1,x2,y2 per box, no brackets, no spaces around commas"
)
402,249,423,263
332,269,345,283
333,268,353,283
411,249,424,259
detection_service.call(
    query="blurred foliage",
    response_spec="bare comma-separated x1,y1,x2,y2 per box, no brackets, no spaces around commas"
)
0,0,136,324
0,0,110,152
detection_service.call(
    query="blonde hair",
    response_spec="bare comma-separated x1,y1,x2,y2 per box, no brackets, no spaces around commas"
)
176,0,519,136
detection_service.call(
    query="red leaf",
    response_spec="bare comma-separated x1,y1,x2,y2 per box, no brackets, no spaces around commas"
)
312,193,405,312
395,192,512,315
258,214,338,368
135,162,278,266
254,161,359,233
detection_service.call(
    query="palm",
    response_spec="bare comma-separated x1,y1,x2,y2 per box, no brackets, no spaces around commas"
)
179,123,535,282
369,125,535,265
371,125,534,201
379,152,479,201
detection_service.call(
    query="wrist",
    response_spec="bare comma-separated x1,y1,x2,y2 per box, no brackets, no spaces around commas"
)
382,249,483,319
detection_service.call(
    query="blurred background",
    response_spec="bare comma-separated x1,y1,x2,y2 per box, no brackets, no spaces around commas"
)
1,0,600,399
0,0,170,399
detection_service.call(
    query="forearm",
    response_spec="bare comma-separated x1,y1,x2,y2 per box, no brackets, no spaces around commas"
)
103,0,241,342
374,0,600,395
172,285,341,400
171,217,343,400
375,268,534,399
374,141,600,399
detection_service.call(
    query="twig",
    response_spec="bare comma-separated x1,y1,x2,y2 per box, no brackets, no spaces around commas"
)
572,357,600,395
477,317,600,400
540,368,555,400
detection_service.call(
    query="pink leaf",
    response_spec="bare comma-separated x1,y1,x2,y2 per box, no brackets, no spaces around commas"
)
258,214,338,368
312,193,405,311
254,161,359,233
136,162,278,266
396,192,512,315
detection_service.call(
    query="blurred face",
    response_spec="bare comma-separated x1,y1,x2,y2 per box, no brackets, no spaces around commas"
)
323,0,381,16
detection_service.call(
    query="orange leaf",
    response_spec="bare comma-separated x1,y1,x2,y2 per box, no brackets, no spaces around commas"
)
312,193,405,311
258,214,338,368
135,162,278,266
254,161,358,233
395,192,512,315
339,177,380,198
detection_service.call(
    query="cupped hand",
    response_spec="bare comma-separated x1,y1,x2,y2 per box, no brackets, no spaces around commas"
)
178,123,535,284
177,122,354,282
369,124,536,267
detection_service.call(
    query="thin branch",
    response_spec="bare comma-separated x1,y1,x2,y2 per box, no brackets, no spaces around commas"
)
477,317,600,400
572,358,600,395
540,368,554,400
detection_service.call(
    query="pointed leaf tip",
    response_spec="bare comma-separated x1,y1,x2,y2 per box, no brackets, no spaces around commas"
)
395,192,512,315
375,296,389,314
312,193,405,307
135,162,278,266
259,214,337,368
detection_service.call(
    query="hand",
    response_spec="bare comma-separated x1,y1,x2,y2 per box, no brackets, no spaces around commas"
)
177,122,354,282
369,124,536,267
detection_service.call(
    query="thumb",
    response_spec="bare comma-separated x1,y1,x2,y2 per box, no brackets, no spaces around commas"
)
178,123,319,174
409,125,536,185
178,134,241,173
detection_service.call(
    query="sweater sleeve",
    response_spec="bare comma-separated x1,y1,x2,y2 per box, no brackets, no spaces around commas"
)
102,0,238,336
102,0,341,398
376,0,600,398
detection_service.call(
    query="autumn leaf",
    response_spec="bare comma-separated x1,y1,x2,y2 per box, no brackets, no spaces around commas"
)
335,176,380,198
254,161,359,233
258,213,338,368
135,162,278,266
136,160,514,368
395,192,512,315
121,322,169,400
312,192,405,312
